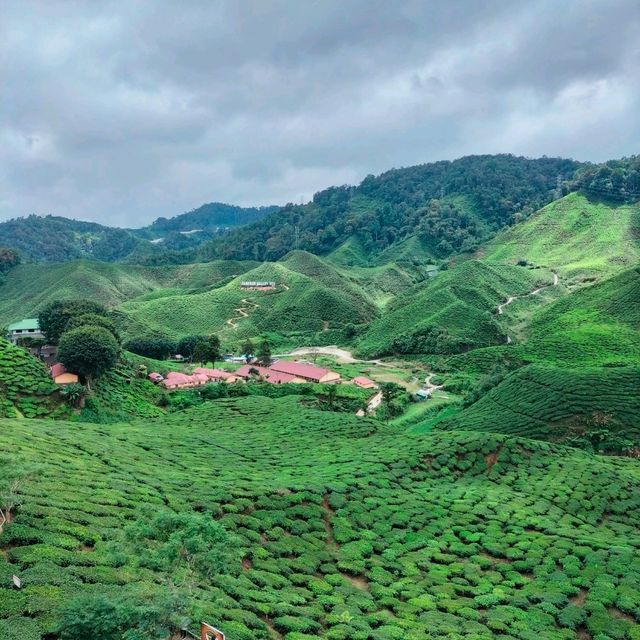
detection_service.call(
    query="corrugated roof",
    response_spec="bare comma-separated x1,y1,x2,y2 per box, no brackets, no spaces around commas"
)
8,318,40,332
270,360,331,381
236,364,298,384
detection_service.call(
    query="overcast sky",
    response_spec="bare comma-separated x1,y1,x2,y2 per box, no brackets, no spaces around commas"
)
2,0,639,227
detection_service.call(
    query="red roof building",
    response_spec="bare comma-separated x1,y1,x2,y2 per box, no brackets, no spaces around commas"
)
353,376,377,389
269,360,340,384
235,364,304,385
50,363,79,385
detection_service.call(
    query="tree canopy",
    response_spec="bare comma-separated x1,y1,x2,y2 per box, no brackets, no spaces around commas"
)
58,325,119,380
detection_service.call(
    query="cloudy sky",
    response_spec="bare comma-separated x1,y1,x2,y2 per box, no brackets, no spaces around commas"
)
2,0,639,227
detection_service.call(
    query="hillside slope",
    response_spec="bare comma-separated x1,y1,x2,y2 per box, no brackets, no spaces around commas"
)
521,265,640,367
118,252,378,344
484,192,640,284
197,154,581,263
0,260,256,325
0,339,65,419
356,261,552,357
0,397,639,638
438,364,640,449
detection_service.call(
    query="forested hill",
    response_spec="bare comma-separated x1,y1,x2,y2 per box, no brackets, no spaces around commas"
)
139,202,279,238
196,154,582,263
0,202,277,263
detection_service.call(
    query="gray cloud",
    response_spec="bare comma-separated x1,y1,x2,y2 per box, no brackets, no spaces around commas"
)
1,0,638,227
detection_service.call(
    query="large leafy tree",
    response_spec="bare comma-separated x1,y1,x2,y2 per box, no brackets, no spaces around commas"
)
0,247,20,275
257,339,272,366
58,325,119,382
123,335,176,360
192,334,221,366
38,300,108,344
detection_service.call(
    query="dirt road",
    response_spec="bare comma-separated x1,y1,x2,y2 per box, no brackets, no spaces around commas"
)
497,271,559,315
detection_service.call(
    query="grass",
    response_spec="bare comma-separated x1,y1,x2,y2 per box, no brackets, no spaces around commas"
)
1,395,639,639
484,192,640,285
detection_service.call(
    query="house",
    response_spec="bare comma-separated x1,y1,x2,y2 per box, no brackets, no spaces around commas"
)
415,388,432,401
50,363,79,385
353,376,376,389
7,319,45,345
235,364,304,384
193,367,240,384
162,371,208,390
148,372,164,383
269,360,341,384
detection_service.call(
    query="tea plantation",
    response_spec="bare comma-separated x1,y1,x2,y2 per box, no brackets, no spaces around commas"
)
356,261,550,358
437,364,640,446
1,395,639,639
0,339,65,419
484,193,640,285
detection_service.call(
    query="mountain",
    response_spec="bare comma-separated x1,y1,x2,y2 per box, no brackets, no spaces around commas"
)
196,154,582,262
0,202,276,263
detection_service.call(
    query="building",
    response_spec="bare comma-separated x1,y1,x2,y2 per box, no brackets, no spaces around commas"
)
193,367,240,384
148,372,164,383
353,376,376,389
269,360,340,384
7,319,45,345
50,363,79,385
235,364,304,384
415,388,432,401
162,371,209,390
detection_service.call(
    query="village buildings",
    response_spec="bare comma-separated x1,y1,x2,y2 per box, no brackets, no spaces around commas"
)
269,361,341,383
7,319,45,345
50,363,79,385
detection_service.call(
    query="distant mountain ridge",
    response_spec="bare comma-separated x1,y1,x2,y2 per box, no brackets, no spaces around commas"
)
0,201,277,263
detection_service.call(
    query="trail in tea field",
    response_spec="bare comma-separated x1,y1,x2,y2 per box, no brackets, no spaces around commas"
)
498,271,559,343
226,298,259,329
498,271,559,315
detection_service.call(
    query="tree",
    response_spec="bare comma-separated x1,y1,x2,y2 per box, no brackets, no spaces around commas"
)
65,313,119,341
176,335,204,361
192,334,221,366
240,339,255,361
0,247,20,274
257,340,272,366
379,382,406,422
57,591,182,640
124,509,238,591
123,335,176,360
38,300,108,344
58,326,119,383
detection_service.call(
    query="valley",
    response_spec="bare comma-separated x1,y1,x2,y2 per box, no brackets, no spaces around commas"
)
0,155,639,639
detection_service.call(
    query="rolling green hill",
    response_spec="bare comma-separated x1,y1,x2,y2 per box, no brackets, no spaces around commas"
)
520,265,640,367
437,364,640,449
1,396,639,639
0,339,65,419
484,192,640,285
356,261,551,358
0,260,256,326
117,252,378,345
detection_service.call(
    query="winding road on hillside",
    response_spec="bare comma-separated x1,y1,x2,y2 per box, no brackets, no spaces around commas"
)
497,272,559,315
226,298,259,329
497,271,559,343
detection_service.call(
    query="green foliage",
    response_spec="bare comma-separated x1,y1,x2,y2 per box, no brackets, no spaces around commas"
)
38,299,108,344
0,338,64,418
58,326,120,380
57,590,181,640
123,335,176,360
0,396,638,638
59,383,87,409
357,261,547,357
196,154,580,262
485,193,640,284
439,364,640,451
65,313,119,340
0,248,20,275
575,155,640,202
